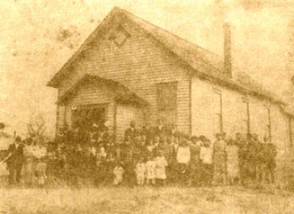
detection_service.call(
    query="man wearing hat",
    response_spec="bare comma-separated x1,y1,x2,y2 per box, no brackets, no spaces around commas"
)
6,136,25,185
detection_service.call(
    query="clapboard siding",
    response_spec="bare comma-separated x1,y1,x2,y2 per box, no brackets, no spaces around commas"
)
191,76,293,184
57,17,191,133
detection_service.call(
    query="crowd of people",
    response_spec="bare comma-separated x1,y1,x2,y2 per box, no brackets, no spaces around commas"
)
1,120,278,188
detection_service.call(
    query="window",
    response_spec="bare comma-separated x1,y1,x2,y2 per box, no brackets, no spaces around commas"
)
111,25,130,47
213,89,222,135
156,82,177,125
241,96,250,134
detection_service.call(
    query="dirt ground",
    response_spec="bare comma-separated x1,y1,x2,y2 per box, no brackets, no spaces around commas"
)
0,186,294,214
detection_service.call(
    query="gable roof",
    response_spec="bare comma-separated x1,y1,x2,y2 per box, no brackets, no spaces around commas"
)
47,7,283,104
57,74,149,107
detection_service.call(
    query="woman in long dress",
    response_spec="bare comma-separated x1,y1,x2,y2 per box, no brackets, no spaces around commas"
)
213,133,227,185
226,139,240,185
23,138,34,186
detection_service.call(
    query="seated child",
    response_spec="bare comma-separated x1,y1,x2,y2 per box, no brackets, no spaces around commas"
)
35,157,47,187
154,150,168,186
113,162,125,186
135,157,146,186
146,156,156,185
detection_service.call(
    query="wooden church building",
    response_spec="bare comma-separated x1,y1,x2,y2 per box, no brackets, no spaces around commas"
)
48,7,294,183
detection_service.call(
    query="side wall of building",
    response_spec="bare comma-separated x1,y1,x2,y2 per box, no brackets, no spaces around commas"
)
191,77,252,140
191,77,292,184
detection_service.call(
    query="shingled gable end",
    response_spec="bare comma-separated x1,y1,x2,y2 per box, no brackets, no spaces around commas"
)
48,7,294,185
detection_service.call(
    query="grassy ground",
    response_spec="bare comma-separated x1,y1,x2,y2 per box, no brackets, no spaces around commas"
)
1,186,294,214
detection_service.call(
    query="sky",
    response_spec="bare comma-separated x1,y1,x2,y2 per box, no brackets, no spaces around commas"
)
0,0,293,138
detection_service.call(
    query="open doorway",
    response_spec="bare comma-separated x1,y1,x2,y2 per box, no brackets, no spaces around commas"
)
71,104,108,131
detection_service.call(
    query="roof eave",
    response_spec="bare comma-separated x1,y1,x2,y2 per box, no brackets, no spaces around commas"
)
47,7,123,89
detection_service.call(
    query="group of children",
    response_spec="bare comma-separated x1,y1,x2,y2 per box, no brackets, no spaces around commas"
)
109,121,278,187
23,119,277,188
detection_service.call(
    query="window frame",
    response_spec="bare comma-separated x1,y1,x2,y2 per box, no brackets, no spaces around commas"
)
212,88,223,134
156,81,178,125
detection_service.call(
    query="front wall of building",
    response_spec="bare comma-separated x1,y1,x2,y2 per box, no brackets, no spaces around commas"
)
56,16,191,133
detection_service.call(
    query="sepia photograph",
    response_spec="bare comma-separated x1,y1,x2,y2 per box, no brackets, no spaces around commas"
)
1,0,294,213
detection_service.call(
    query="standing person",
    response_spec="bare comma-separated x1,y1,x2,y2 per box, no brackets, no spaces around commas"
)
153,119,167,138
213,133,227,185
122,135,134,162
135,157,146,186
23,138,34,186
264,136,277,185
189,136,201,186
6,136,25,185
113,162,125,186
154,150,168,186
153,135,160,149
142,121,153,143
132,134,142,162
248,134,259,185
125,121,138,143
35,157,47,187
138,134,148,161
146,156,156,185
167,135,178,183
157,136,169,162
166,123,177,137
176,139,191,185
145,140,155,158
256,135,267,185
200,139,213,186
226,134,240,185
239,133,249,185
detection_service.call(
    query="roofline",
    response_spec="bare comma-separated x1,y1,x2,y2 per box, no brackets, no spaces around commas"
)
47,7,122,88
189,69,284,105
57,74,149,107
47,7,285,106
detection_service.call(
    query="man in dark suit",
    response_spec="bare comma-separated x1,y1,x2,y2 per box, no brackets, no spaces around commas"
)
125,121,138,142
142,121,153,142
153,119,167,138
6,136,25,185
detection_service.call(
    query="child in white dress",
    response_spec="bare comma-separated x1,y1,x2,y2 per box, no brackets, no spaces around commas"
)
155,150,168,186
135,157,146,186
35,158,47,187
113,162,124,186
146,156,156,185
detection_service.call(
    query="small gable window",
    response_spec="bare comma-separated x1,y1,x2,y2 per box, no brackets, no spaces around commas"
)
111,25,130,47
